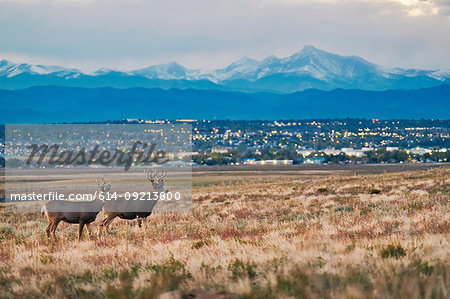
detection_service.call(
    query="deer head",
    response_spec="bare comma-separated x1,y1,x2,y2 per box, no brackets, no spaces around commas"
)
96,176,111,196
145,168,168,193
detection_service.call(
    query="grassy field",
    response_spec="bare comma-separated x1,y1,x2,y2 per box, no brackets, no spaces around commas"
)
0,165,449,298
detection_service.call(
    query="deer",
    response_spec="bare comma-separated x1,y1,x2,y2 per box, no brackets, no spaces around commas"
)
41,177,111,241
98,168,167,236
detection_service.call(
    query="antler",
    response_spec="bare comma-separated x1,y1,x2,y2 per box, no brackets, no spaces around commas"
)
145,168,167,182
145,168,158,182
159,169,167,181
97,176,111,188
96,176,103,187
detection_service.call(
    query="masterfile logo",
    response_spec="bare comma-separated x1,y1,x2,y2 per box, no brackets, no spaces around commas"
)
4,124,192,213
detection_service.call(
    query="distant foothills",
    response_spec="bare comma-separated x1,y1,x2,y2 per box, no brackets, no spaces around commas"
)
0,46,449,122
1,85,449,123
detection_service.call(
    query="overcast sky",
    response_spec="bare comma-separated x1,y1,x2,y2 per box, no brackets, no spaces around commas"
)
1,0,449,72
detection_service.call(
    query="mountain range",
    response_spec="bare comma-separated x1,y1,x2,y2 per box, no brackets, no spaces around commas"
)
1,46,450,93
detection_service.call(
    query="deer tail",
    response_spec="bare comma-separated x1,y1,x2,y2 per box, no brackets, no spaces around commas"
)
41,204,47,217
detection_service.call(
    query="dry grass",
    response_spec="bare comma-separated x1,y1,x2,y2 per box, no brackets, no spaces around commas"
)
0,167,449,298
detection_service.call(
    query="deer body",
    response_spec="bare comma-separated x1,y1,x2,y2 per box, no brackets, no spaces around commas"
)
99,169,167,235
42,178,111,240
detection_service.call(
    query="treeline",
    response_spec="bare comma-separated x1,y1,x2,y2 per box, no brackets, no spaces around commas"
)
192,148,300,166
192,147,449,165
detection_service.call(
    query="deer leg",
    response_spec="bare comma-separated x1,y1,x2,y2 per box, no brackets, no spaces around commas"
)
98,222,103,238
105,217,115,235
45,221,53,238
144,217,150,231
51,219,62,241
98,217,108,237
137,217,146,237
101,216,116,236
78,222,85,241
99,216,108,227
85,223,93,238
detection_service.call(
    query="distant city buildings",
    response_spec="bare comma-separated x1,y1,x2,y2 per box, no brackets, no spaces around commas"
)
243,159,293,165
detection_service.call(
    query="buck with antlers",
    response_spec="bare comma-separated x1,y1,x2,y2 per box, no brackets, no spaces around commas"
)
41,177,111,241
98,168,167,236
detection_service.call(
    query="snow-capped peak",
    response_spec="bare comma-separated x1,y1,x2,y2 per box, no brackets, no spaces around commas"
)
132,62,187,80
0,60,81,78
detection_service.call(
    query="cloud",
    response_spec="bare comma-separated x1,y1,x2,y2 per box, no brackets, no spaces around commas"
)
432,0,450,15
0,0,449,71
